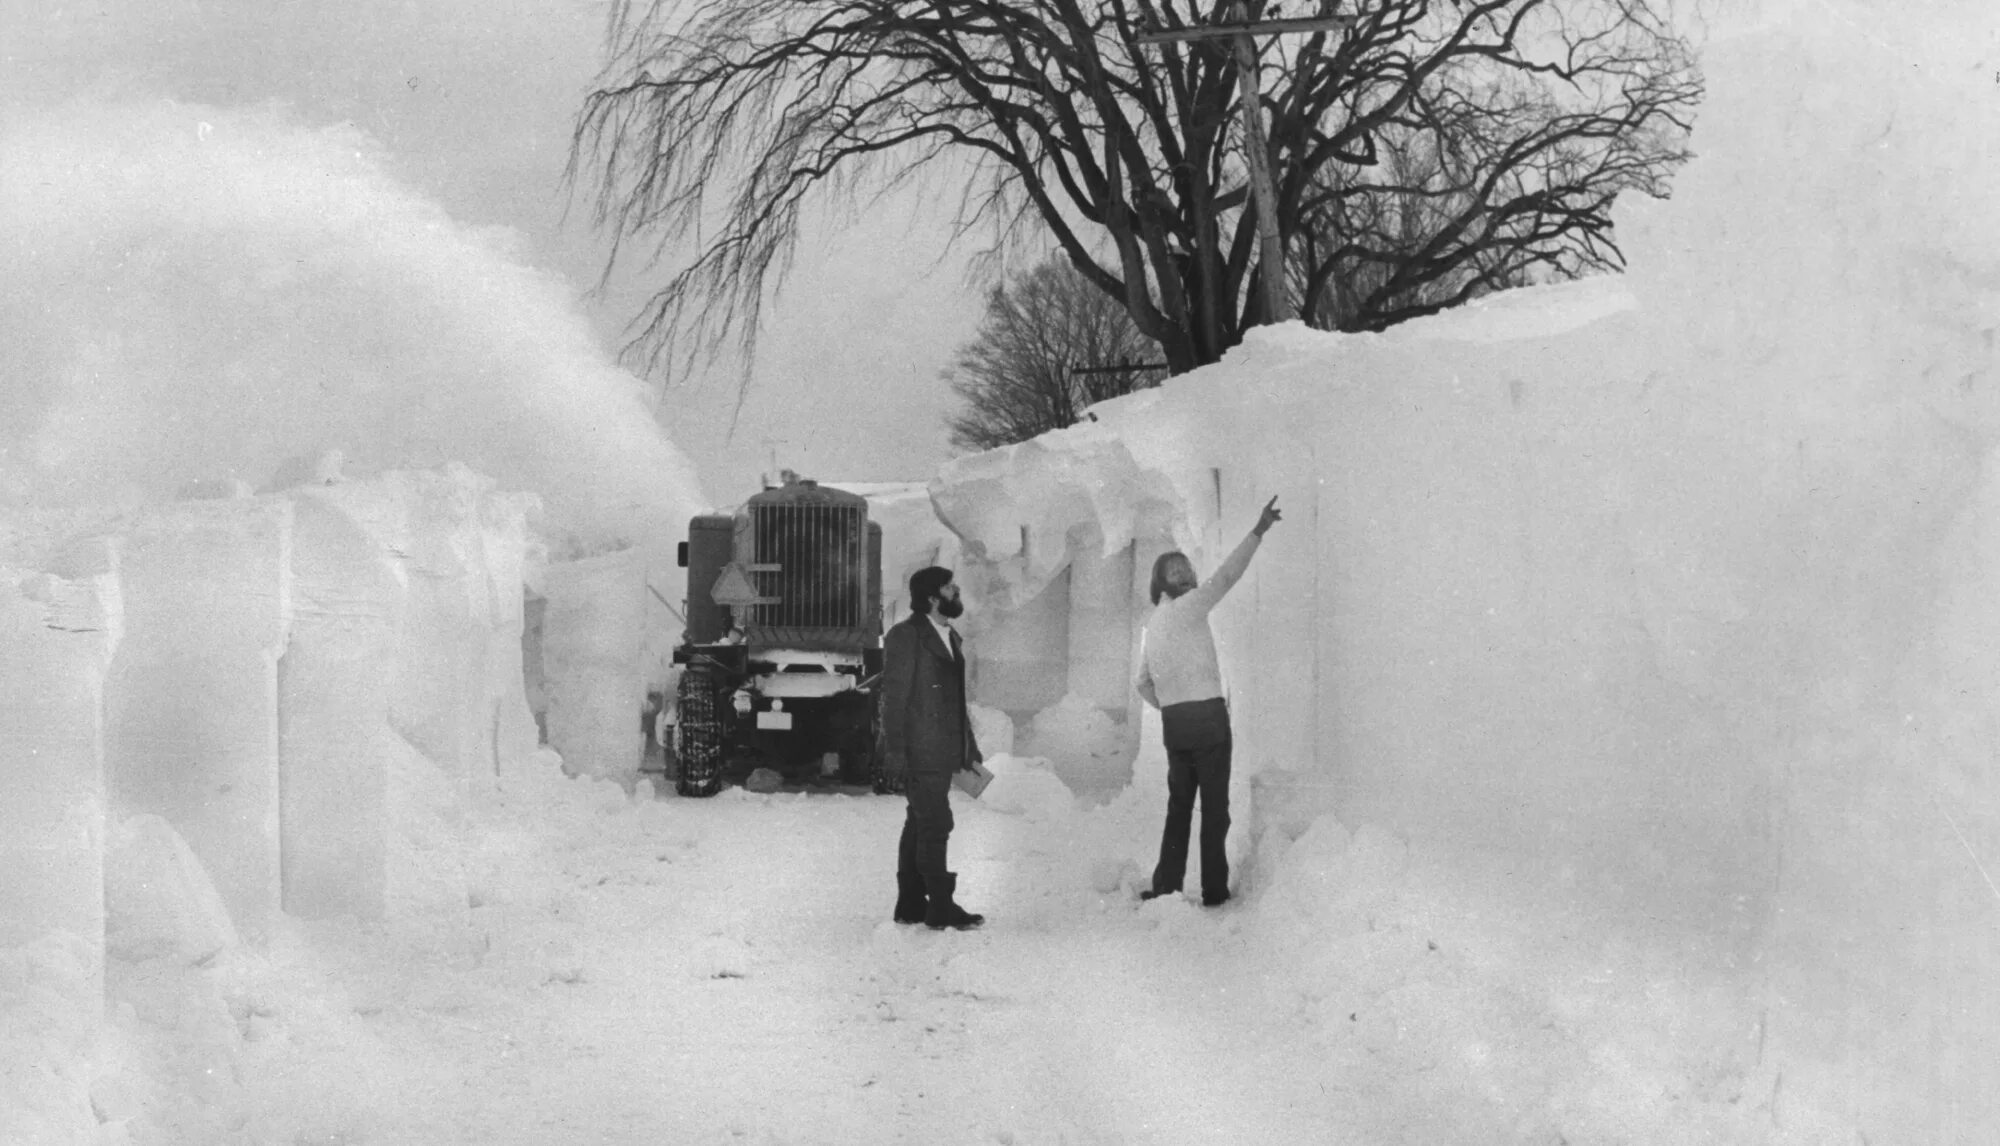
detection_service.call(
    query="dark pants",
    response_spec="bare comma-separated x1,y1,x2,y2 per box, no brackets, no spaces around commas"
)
1151,698,1233,899
898,771,954,877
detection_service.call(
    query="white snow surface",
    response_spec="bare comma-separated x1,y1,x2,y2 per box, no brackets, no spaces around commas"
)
25,762,1775,1144
921,4,2000,1139
6,3,2000,1144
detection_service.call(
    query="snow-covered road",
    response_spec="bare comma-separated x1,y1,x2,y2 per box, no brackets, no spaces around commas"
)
242,777,1354,1145
178,756,1766,1146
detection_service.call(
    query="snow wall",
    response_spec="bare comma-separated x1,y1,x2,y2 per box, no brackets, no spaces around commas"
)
2,468,541,926
931,7,1999,1137
0,94,715,805
0,100,712,1137
826,482,1140,793
0,468,557,1137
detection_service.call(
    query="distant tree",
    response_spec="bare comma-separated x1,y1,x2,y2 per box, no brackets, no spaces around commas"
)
569,0,1700,381
946,259,1166,452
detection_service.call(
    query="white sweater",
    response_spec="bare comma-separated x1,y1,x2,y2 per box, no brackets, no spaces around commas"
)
1135,530,1262,709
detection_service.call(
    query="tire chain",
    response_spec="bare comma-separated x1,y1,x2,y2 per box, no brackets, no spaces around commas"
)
675,667,725,798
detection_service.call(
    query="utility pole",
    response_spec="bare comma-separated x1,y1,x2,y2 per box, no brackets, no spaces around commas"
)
1136,4,1349,326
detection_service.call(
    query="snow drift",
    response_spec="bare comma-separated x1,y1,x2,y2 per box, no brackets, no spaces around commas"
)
0,92,710,788
5,3,1999,1143
0,465,546,1141
930,5,2000,1138
0,100,713,1141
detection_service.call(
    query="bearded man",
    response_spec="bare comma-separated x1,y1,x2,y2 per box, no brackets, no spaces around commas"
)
880,566,985,930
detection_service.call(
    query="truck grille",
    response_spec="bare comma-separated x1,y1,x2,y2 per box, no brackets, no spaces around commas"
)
748,501,867,630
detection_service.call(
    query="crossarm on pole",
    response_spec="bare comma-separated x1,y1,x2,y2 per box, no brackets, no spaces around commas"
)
1134,15,1350,45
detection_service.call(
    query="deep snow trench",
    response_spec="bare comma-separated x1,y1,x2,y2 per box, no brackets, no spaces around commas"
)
173,758,1760,1146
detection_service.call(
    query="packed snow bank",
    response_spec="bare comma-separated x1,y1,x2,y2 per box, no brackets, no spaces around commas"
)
0,92,714,806
0,553,118,983
929,4,2000,1138
537,548,653,784
0,89,722,1146
2,467,542,915
0,466,561,1142
0,100,706,557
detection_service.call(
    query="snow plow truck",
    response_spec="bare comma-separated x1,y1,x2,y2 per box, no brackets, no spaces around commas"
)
669,475,898,797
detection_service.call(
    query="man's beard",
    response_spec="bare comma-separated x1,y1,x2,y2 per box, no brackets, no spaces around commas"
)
936,596,964,619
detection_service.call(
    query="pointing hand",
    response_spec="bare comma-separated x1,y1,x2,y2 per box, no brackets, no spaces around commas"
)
1255,495,1282,535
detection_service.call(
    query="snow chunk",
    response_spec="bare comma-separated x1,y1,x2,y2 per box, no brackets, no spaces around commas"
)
104,815,240,967
975,754,1075,821
1263,818,1412,937
1017,693,1129,796
1087,856,1143,896
967,702,1015,759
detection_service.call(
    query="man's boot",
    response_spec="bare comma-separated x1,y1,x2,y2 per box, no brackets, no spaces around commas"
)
893,871,927,925
923,872,984,931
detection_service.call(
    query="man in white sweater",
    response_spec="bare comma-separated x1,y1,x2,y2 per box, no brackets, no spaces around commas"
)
1134,495,1282,907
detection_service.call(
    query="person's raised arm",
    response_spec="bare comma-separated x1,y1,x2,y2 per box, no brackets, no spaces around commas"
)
1185,496,1283,613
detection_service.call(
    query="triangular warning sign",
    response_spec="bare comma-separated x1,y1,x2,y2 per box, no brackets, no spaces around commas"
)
710,562,779,607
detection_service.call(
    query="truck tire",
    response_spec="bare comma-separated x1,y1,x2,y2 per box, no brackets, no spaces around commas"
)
675,666,725,797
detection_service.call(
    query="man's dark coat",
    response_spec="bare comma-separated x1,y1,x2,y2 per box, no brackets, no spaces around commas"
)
879,613,981,776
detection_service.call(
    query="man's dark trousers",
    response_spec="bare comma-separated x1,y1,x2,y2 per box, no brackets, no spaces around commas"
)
1150,697,1232,900
898,771,953,877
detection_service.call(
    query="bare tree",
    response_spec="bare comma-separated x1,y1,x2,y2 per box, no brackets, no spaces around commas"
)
569,0,1700,381
1295,62,1678,331
946,258,1165,452
1297,123,1536,330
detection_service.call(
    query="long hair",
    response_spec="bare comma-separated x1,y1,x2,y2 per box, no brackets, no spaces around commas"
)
1149,552,1192,605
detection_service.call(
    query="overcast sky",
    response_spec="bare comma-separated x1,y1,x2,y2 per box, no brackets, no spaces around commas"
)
2,0,986,502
